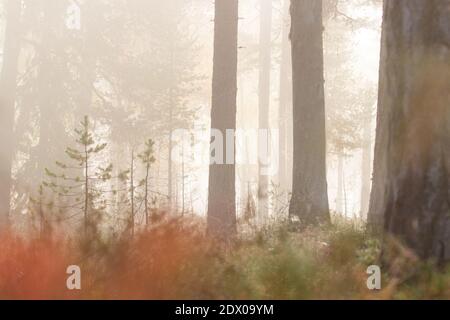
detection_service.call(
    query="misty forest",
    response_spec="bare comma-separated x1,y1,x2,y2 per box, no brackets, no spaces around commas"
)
0,0,449,300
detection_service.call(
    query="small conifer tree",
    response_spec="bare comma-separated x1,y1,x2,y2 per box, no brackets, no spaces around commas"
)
42,116,114,237
138,139,156,226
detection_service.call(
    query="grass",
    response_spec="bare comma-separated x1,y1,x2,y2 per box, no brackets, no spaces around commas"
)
1,216,449,300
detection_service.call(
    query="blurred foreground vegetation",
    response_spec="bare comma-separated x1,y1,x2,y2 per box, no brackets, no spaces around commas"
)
1,216,450,300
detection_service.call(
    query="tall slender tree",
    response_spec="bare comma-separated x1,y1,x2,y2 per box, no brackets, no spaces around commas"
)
257,0,273,222
372,0,450,262
289,0,330,224
207,0,239,238
0,0,22,227
138,139,156,226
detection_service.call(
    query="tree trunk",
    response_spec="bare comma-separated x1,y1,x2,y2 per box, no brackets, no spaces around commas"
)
84,142,89,236
376,0,450,262
130,149,135,237
289,0,330,224
144,163,150,226
207,0,238,238
0,0,22,227
257,0,272,223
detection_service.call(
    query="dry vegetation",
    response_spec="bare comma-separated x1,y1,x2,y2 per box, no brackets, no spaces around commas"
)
2,216,450,300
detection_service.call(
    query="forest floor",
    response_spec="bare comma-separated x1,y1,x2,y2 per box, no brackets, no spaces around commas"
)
1,216,450,300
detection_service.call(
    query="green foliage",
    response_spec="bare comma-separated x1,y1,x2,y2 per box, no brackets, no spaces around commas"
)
40,116,116,231
109,220,380,299
4,217,450,299
138,139,156,166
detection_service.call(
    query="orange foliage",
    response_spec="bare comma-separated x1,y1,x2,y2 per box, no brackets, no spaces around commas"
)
0,218,211,300
107,218,208,299
0,231,79,300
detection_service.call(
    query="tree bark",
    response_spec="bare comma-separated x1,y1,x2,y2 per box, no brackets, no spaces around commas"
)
289,0,330,224
0,0,22,227
207,0,238,238
375,0,450,262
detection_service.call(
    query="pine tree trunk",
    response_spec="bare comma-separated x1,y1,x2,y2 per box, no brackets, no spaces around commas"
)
257,0,272,223
84,144,89,236
289,0,330,224
207,0,238,238
145,163,150,226
375,0,450,262
130,150,135,237
0,0,21,227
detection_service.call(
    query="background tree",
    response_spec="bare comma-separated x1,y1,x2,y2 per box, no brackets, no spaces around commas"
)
42,116,114,237
257,0,273,221
278,0,293,198
289,0,330,224
0,0,22,228
207,0,239,238
12,0,78,223
138,139,156,226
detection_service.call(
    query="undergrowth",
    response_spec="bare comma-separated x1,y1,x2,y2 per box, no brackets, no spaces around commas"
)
1,216,449,300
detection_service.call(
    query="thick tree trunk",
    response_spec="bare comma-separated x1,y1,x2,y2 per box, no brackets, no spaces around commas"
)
207,0,238,238
257,0,272,222
0,0,22,227
375,0,450,262
289,0,330,224
278,0,293,195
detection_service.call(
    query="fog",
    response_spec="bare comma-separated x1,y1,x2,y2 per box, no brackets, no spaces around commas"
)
0,0,382,234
